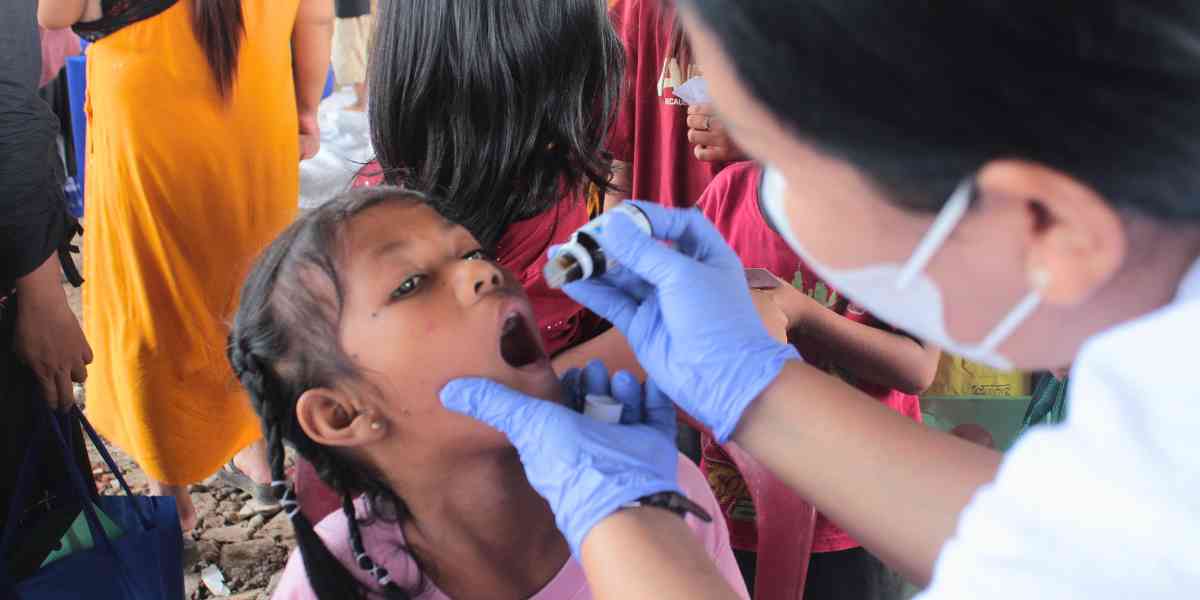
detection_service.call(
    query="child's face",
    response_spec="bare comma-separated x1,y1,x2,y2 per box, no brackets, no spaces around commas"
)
332,201,561,454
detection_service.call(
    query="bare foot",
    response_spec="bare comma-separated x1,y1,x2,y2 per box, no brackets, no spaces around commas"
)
232,439,272,485
149,479,198,532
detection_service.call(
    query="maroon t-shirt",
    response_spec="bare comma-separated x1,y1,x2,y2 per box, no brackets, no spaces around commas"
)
697,161,924,553
608,0,728,208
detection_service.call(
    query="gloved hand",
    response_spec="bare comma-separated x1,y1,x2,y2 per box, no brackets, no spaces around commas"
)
562,201,801,442
441,363,681,556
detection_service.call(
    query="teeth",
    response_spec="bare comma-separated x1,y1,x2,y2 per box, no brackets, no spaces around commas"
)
503,315,520,333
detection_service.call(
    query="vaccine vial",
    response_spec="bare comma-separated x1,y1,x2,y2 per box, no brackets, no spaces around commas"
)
583,394,623,424
544,203,652,289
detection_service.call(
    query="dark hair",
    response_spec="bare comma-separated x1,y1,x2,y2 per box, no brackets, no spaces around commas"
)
681,1,1200,221
367,0,625,248
228,187,433,600
192,0,244,97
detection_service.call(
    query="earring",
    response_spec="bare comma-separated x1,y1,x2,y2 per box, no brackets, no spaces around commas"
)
370,420,384,431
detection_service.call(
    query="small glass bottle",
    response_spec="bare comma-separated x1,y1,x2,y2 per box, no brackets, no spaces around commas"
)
544,203,652,288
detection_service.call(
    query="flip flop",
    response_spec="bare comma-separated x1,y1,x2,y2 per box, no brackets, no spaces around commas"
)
216,460,278,506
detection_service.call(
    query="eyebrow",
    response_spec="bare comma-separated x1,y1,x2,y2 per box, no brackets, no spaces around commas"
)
373,239,408,260
370,220,460,260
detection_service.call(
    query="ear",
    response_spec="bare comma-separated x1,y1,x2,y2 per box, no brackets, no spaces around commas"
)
978,160,1126,306
295,388,388,448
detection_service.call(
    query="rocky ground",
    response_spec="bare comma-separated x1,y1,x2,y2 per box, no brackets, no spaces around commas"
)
67,262,296,599
87,442,296,599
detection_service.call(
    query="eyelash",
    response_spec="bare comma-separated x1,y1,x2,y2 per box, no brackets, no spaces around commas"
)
388,249,492,301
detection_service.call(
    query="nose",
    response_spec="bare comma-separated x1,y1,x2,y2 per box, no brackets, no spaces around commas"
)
455,259,505,305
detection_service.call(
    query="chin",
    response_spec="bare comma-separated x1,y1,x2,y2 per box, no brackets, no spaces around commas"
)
496,364,565,406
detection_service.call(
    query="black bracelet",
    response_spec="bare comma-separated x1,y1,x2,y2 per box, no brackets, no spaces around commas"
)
621,492,712,523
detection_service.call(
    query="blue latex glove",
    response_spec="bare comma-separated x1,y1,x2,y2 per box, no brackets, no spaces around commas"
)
441,364,680,556
562,201,801,442
559,359,648,424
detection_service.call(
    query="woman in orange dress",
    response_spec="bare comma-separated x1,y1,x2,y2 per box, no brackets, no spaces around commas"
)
38,0,331,530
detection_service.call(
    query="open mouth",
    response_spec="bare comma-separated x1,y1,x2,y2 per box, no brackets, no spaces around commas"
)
500,312,547,369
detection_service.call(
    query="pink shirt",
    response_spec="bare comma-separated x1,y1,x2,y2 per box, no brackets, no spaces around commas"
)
273,455,749,599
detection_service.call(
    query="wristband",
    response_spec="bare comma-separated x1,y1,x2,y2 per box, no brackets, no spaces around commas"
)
621,492,712,522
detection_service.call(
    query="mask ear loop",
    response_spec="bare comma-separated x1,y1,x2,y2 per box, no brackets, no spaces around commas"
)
896,178,975,290
978,286,1043,353
894,177,1046,357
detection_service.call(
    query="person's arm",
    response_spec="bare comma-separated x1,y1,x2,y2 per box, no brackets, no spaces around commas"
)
552,287,789,378
582,507,741,600
37,0,99,28
734,361,1001,585
553,327,644,378
13,254,93,410
291,0,333,160
772,283,940,394
604,159,632,211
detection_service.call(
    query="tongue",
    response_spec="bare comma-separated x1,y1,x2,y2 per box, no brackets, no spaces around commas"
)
501,316,543,368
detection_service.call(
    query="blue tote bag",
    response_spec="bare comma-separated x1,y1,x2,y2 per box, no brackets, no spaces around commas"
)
0,407,184,599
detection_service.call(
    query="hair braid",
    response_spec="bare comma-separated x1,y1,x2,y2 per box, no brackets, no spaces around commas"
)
227,188,433,599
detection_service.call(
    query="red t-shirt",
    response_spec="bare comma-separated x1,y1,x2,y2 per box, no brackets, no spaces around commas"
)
697,161,924,554
351,162,599,356
607,0,728,208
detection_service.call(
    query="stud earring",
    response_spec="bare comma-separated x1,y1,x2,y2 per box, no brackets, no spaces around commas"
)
370,420,384,431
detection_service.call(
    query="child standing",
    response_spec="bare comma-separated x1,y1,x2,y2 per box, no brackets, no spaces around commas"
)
698,162,941,600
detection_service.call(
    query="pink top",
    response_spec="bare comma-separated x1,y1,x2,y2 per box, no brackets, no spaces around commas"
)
273,455,749,599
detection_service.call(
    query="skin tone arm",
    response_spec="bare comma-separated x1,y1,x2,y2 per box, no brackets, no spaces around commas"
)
292,0,334,160
736,361,1002,586
552,328,643,377
553,288,790,378
14,254,93,410
582,507,741,600
769,282,941,394
38,0,101,28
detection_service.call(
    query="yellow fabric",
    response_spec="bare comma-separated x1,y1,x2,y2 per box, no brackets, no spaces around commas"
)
924,355,1031,398
82,1,300,484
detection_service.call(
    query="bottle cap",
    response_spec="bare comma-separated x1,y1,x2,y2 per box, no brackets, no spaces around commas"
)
544,243,592,289
583,394,622,424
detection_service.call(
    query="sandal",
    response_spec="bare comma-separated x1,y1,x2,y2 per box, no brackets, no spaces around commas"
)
216,460,278,506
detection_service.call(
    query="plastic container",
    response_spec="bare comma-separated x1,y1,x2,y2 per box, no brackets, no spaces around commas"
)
544,203,652,288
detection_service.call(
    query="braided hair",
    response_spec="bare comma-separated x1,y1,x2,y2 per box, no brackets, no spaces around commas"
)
228,187,434,599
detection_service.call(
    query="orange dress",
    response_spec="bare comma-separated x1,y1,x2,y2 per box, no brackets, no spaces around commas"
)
82,1,299,485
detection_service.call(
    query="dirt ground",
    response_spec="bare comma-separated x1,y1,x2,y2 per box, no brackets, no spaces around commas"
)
65,242,296,599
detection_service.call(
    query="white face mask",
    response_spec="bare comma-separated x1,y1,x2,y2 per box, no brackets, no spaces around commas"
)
760,166,1042,370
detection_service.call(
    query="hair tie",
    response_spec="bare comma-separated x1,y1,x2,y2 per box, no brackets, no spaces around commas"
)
353,552,391,587
271,480,301,518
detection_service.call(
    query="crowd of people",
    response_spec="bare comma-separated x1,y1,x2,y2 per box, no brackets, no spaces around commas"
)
2,1,1196,600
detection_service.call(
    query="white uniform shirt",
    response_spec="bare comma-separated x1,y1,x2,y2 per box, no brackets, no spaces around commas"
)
921,258,1200,599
